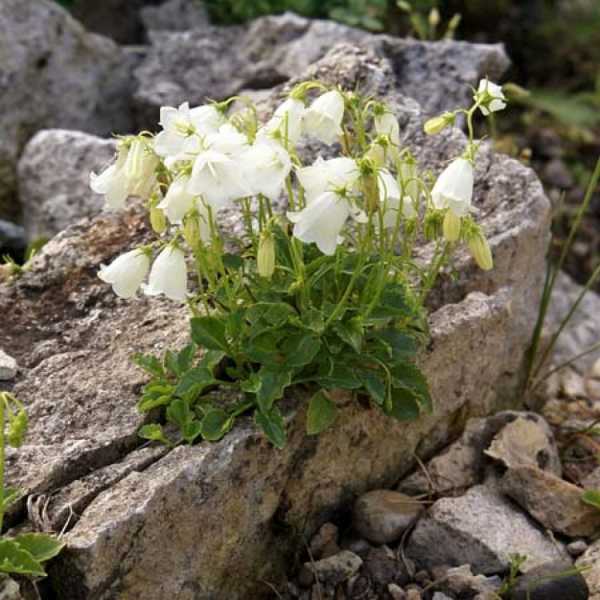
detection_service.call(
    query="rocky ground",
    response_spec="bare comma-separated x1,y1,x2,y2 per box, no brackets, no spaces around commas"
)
0,1,599,600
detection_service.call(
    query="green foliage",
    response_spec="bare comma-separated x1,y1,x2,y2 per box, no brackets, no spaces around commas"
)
582,489,600,511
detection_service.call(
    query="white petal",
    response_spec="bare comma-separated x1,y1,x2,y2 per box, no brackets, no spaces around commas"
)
374,112,400,146
189,105,226,135
158,175,195,224
98,249,150,299
243,140,291,201
303,90,345,144
296,157,358,203
431,158,474,215
144,246,188,302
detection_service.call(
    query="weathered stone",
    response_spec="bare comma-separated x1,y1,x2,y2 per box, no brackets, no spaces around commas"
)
0,348,17,381
363,546,411,590
140,0,210,32
406,485,569,574
352,490,423,545
501,465,600,538
0,47,550,599
507,560,589,600
440,564,502,597
0,578,23,600
388,584,407,600
485,413,562,476
567,540,589,557
582,466,600,490
576,538,600,599
306,551,362,586
309,522,340,560
0,0,133,219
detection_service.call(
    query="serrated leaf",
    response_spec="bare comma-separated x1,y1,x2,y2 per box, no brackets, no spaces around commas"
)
138,424,172,446
137,393,173,413
255,368,292,413
334,318,363,353
182,420,203,444
198,350,226,370
13,533,63,562
132,353,164,378
0,539,46,577
384,387,420,421
359,370,387,406
306,390,337,435
390,363,432,412
201,409,233,442
166,398,191,428
582,490,600,510
247,302,296,328
373,330,418,361
191,316,229,352
255,407,286,449
176,343,197,374
280,333,321,368
317,363,362,390
174,367,215,397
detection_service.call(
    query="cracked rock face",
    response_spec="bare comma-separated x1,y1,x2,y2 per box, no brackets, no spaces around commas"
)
0,47,550,599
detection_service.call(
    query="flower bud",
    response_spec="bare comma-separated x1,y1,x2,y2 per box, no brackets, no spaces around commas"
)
428,7,440,27
183,214,201,248
150,206,167,234
424,112,455,135
468,232,493,271
257,230,276,279
443,210,462,242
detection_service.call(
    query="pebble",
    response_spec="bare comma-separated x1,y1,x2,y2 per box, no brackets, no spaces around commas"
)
576,538,600,597
432,593,453,600
352,489,423,545
309,522,339,560
567,540,588,557
304,550,363,586
0,348,17,380
387,583,406,599
405,586,422,600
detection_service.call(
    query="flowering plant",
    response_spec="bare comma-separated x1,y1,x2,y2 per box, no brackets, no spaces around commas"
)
91,79,505,448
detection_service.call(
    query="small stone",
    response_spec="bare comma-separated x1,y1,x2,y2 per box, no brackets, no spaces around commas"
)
364,546,410,589
405,587,422,600
500,465,600,537
584,376,600,400
443,564,502,596
559,368,587,399
576,538,600,598
353,490,423,545
0,578,23,600
567,540,588,557
387,583,407,600
507,560,587,600
591,358,600,380
432,593,453,600
305,551,363,586
309,522,339,560
341,536,372,559
0,348,17,380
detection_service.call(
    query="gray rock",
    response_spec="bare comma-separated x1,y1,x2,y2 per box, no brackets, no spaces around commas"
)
363,546,411,590
306,551,363,586
441,564,502,597
0,0,134,219
501,465,600,538
582,466,600,490
388,584,407,600
406,485,569,574
0,579,23,600
432,594,452,600
353,490,423,545
507,560,588,600
0,220,26,258
18,130,117,241
309,522,340,560
140,0,210,32
576,538,600,598
0,348,17,381
567,540,589,558
0,47,550,599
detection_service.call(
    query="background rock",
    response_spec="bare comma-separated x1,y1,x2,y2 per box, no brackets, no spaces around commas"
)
507,560,589,600
140,0,211,33
18,130,116,242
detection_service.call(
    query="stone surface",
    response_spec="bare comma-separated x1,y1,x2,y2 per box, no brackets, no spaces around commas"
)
501,465,600,538
363,546,410,590
507,560,589,600
0,220,26,260
0,579,23,600
576,538,600,599
17,130,117,241
0,0,133,219
582,466,600,490
306,551,363,586
309,522,339,560
0,47,550,599
352,490,423,545
140,0,210,32
406,485,569,574
441,564,502,597
567,540,589,557
134,12,508,125
0,348,18,381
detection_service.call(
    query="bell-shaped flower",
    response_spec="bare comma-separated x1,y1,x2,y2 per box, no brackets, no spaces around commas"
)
374,111,400,147
296,157,359,204
144,245,188,302
431,158,474,217
475,79,507,116
288,191,366,256
183,199,212,246
98,249,150,299
242,139,292,201
377,169,416,229
263,98,305,146
302,90,345,145
158,174,196,224
154,102,225,158
90,147,129,210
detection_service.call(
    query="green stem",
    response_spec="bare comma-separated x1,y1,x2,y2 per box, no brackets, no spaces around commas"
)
0,395,6,533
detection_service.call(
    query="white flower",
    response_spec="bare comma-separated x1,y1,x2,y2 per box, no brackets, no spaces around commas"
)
154,102,225,158
263,98,305,145
377,169,416,229
98,249,150,299
476,79,507,116
431,158,474,217
144,246,188,302
296,157,359,203
374,112,400,146
242,139,292,201
205,123,249,156
90,148,129,210
302,90,345,144
158,174,196,224
288,191,366,256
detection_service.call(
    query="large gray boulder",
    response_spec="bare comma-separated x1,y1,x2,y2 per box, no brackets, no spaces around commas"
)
0,0,134,219
18,130,116,242
134,12,508,126
0,46,549,599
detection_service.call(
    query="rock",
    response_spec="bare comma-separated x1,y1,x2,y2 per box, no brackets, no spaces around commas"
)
399,411,560,496
363,546,410,590
388,584,407,600
134,12,508,124
576,538,600,598
352,490,423,545
582,467,600,490
507,560,589,600
545,271,600,373
305,551,363,586
441,564,502,597
140,0,210,32
0,578,23,600
485,413,562,475
0,348,18,381
17,130,117,241
405,588,423,600
0,0,134,220
309,522,340,560
0,47,551,599
406,485,569,574
432,594,453,600
500,465,600,538
0,220,26,261
542,158,574,189
567,540,589,557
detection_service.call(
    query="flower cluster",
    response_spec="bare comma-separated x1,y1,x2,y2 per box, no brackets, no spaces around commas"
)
90,79,506,447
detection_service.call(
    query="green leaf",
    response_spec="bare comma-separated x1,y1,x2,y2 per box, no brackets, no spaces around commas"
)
138,424,172,446
0,539,46,577
582,490,600,510
306,390,337,435
222,253,243,270
13,533,63,562
197,350,226,370
384,387,420,421
359,370,387,406
255,407,286,449
255,368,292,413
7,408,28,448
166,398,191,428
246,302,296,328
174,367,216,397
390,363,432,412
201,409,233,442
191,316,229,352
334,318,363,353
164,350,180,377
137,389,173,413
280,333,322,368
182,420,203,444
317,363,362,390
245,329,285,364
373,330,418,361
176,343,197,374
0,487,23,511
132,353,165,378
